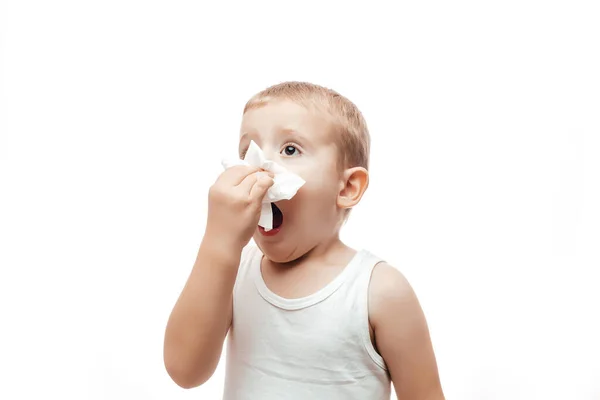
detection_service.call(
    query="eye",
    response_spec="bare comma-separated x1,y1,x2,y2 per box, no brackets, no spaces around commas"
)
281,144,301,157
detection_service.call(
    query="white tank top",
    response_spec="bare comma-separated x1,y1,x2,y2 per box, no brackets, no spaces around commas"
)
223,245,391,400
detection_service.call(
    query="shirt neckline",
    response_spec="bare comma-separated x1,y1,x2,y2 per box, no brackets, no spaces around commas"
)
253,248,366,311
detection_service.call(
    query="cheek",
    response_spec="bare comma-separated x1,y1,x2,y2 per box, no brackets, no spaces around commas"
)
286,155,341,209
294,159,339,187
293,170,340,210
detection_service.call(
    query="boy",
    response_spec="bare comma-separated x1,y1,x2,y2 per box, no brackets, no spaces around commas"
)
164,82,445,399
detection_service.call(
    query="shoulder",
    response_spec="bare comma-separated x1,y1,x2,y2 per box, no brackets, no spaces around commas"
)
367,261,446,398
369,262,414,305
241,242,259,261
235,243,260,286
368,262,419,329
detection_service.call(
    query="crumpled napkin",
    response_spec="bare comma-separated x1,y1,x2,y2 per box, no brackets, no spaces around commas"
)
221,140,305,231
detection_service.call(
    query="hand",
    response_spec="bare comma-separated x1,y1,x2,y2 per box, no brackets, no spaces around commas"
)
205,165,274,250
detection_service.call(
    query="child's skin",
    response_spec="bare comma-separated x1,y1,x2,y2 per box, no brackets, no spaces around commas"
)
164,100,445,399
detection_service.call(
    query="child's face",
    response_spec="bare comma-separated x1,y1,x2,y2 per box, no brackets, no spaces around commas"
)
239,100,344,262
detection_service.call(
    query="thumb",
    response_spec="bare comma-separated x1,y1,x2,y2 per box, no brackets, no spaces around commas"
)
249,174,274,203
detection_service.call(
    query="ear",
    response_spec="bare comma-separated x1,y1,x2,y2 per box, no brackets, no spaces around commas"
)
337,167,369,210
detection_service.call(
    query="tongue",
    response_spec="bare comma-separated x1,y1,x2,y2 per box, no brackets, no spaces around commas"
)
271,203,283,229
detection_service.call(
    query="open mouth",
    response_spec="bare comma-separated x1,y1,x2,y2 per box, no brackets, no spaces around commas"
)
259,203,284,236
258,203,284,236
272,203,283,229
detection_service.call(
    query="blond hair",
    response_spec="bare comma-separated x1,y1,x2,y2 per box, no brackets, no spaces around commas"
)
243,81,370,171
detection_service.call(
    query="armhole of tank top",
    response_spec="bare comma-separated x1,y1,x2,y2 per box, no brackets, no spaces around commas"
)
232,244,257,313
361,259,388,371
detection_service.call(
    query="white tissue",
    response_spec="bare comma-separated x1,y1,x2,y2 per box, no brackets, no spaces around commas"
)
221,140,306,231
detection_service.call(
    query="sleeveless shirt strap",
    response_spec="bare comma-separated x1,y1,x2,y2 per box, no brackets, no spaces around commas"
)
356,250,388,370
233,244,258,307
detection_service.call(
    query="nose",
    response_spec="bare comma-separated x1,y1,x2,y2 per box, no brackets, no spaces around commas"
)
260,145,279,162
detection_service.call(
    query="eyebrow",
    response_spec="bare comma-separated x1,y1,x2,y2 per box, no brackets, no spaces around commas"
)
279,128,298,136
278,128,312,145
241,129,307,141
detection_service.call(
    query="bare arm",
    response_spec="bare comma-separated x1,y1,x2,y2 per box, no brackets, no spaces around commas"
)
163,237,240,388
370,263,445,400
163,165,273,389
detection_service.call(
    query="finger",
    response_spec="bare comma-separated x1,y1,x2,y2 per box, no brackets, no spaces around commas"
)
237,170,274,193
237,171,259,193
221,165,261,186
249,173,275,202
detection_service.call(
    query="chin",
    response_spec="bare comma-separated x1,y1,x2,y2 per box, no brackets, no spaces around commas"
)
254,235,303,264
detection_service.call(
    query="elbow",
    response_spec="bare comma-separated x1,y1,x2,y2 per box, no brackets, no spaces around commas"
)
163,354,211,389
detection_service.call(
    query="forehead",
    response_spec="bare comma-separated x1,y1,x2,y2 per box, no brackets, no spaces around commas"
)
240,100,336,144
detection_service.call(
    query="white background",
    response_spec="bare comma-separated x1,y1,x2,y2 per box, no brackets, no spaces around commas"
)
1,1,599,399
